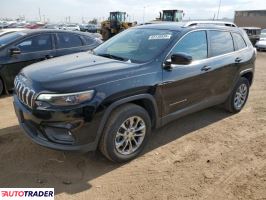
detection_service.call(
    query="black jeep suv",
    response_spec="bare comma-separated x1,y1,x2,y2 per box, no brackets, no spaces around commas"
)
13,23,256,162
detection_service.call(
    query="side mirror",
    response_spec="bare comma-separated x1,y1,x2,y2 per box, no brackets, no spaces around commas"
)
9,47,21,55
171,53,192,65
163,53,192,70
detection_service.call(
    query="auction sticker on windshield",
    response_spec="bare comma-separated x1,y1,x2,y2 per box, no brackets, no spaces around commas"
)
148,34,172,40
0,188,54,200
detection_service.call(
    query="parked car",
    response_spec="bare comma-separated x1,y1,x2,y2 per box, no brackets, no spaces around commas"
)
62,24,80,31
0,29,102,95
24,22,45,29
43,24,60,29
0,28,26,37
242,27,261,46
255,31,266,51
261,29,266,35
13,23,255,162
80,24,98,33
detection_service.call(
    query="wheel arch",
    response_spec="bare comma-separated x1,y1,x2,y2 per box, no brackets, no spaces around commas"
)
94,94,160,148
240,69,254,86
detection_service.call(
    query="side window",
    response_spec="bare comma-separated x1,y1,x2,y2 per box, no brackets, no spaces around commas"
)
83,36,95,45
232,32,247,50
16,34,52,53
171,31,207,60
209,31,234,57
57,33,83,49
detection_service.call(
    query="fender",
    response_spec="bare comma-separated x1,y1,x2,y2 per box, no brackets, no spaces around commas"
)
93,93,161,147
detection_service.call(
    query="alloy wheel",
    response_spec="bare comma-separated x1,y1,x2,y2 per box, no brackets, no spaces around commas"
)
115,116,146,155
234,83,248,110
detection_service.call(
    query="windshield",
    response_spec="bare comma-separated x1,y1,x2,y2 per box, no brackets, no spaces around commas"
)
0,32,26,47
261,29,266,33
94,28,176,63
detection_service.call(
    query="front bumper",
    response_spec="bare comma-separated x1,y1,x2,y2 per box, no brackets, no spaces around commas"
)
13,95,101,152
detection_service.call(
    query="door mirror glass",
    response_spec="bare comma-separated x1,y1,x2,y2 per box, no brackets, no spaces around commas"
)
9,47,21,55
171,53,192,65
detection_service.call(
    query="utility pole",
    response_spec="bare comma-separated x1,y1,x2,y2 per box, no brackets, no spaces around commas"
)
38,8,42,22
217,0,222,20
143,6,146,24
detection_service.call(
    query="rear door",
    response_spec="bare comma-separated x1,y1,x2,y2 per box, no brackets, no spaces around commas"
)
231,31,251,73
204,30,238,99
3,33,55,89
55,32,88,56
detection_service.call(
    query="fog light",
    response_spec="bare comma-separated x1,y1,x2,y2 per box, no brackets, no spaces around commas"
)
45,127,75,144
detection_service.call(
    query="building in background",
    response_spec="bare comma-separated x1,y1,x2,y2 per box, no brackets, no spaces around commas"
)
234,10,266,29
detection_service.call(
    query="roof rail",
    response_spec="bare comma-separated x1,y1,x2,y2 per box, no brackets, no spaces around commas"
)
184,21,237,28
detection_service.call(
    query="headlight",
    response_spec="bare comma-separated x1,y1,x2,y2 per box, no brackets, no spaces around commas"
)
36,90,95,106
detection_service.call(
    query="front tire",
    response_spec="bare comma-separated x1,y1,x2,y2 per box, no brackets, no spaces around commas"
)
99,103,151,163
224,77,250,113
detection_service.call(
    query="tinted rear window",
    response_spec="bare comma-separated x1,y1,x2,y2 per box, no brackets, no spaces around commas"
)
209,31,234,57
57,33,83,49
83,36,95,45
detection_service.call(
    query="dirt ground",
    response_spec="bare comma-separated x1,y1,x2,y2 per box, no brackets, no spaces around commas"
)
0,53,265,200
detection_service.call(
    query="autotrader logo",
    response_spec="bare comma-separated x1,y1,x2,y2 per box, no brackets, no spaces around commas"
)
0,188,54,200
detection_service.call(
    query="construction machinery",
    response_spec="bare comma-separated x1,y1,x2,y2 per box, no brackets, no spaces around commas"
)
101,11,133,40
158,10,184,22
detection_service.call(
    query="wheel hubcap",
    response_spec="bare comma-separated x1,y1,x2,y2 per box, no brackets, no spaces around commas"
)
234,83,248,110
115,116,146,155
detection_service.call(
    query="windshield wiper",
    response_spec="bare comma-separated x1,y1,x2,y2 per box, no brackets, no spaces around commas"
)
97,53,127,61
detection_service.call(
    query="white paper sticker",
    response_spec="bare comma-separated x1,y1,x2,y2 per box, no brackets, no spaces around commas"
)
148,34,172,40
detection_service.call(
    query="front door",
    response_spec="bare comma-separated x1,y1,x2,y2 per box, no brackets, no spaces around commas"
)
3,33,55,89
161,30,212,117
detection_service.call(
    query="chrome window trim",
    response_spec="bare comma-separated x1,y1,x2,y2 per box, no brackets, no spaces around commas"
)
164,28,250,69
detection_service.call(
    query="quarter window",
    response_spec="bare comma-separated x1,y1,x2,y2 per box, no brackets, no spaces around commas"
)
232,33,247,50
171,31,207,60
57,33,83,49
209,31,234,57
16,34,52,53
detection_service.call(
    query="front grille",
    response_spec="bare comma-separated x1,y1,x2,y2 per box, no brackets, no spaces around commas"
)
14,76,36,108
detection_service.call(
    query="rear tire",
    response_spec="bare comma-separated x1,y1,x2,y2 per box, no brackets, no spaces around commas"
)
224,77,250,113
99,103,151,163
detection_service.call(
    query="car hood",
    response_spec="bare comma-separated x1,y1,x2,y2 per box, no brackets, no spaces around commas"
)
21,52,140,92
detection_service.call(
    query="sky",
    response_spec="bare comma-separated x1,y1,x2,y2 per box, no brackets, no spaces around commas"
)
0,0,265,23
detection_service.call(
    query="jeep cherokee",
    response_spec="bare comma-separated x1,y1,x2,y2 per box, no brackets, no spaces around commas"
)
13,23,256,162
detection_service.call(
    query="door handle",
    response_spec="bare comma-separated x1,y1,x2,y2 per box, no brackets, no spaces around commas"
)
201,66,212,71
235,57,242,63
